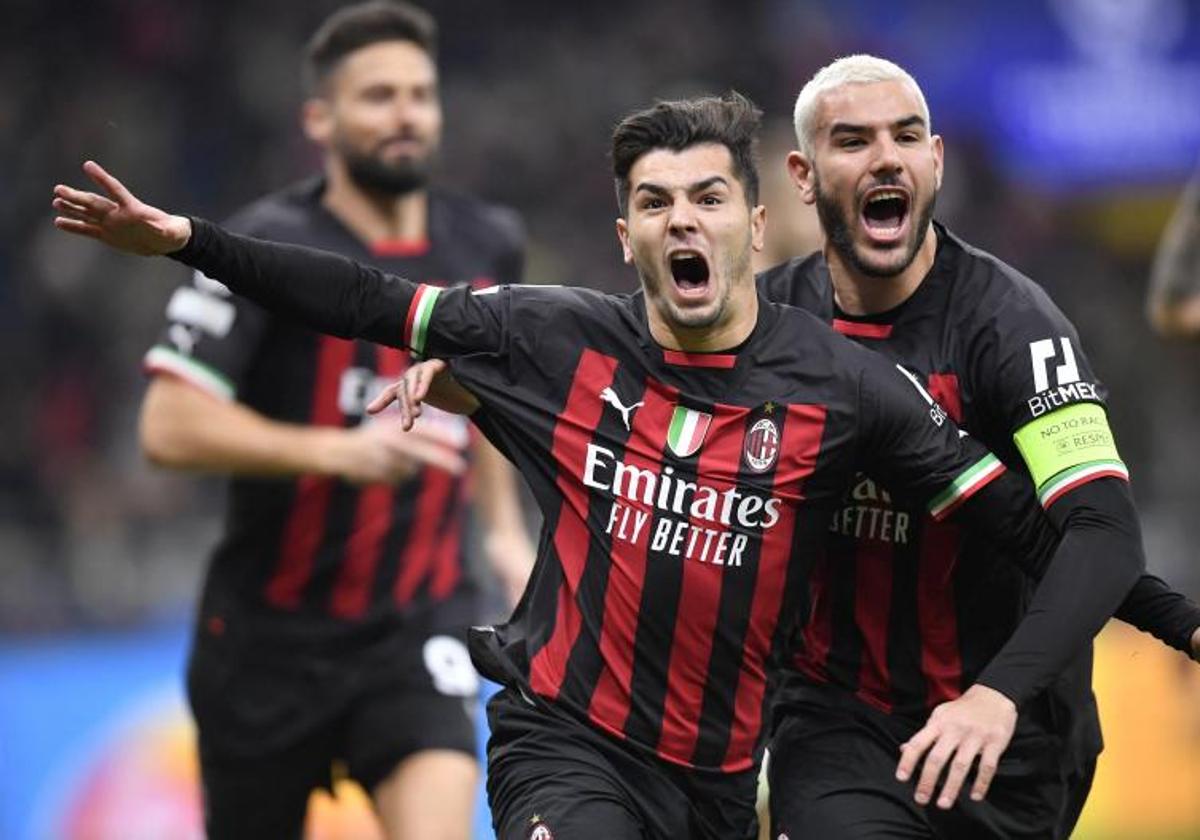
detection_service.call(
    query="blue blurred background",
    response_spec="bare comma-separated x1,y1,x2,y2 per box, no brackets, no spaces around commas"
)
4,0,1200,837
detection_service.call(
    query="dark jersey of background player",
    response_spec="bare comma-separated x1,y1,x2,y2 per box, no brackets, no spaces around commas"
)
759,225,1200,838
146,178,522,645
143,177,524,840
134,4,530,839
160,214,1069,839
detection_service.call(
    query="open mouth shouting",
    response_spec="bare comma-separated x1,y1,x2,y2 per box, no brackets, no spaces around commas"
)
860,186,910,246
668,249,712,299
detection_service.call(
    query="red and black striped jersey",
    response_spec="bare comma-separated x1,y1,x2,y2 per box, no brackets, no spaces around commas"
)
168,217,1031,775
143,179,524,645
757,222,1125,762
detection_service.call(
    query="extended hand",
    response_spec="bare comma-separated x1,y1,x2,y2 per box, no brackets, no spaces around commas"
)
53,161,191,255
367,358,478,431
333,418,467,484
895,683,1017,809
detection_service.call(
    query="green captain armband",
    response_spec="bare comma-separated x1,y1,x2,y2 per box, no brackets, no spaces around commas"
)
1013,402,1129,507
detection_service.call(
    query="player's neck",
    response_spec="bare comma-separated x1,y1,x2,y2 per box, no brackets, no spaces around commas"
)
825,225,936,316
321,165,428,247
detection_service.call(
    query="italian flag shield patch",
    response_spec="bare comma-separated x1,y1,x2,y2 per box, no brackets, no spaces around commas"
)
666,405,712,458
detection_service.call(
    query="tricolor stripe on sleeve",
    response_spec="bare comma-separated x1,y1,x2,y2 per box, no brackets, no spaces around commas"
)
403,284,442,356
927,453,1006,521
143,345,235,401
1038,460,1129,508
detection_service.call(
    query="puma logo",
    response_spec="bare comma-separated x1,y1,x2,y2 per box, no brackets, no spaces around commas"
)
599,386,643,431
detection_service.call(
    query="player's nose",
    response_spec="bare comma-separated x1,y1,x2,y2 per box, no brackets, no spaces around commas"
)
869,134,904,176
667,199,699,234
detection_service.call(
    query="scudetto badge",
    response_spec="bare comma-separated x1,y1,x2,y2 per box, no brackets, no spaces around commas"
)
744,417,780,472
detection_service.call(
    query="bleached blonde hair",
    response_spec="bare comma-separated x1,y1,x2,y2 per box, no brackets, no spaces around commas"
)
792,55,931,158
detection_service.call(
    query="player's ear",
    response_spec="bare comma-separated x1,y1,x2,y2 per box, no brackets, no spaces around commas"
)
931,134,944,191
302,97,334,146
751,205,767,252
616,218,634,264
786,151,817,205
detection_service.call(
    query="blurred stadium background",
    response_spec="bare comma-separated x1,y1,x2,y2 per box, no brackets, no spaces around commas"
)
3,0,1199,837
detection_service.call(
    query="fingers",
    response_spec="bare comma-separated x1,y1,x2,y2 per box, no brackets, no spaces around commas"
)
410,358,446,404
389,432,466,475
52,197,95,220
933,736,981,809
895,725,937,784
53,218,105,240
969,741,1003,802
913,736,957,807
398,372,424,430
53,184,117,216
365,380,401,415
83,160,135,204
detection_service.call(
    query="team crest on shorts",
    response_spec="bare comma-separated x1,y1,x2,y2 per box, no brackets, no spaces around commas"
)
744,416,780,472
528,815,554,840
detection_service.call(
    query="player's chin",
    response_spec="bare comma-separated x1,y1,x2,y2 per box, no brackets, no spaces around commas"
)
852,239,917,278
666,297,723,330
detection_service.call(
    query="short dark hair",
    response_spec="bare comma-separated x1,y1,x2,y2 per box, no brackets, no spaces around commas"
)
611,92,763,215
304,1,437,93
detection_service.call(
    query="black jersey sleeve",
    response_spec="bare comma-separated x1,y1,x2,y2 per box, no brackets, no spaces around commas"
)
965,274,1191,695
856,355,1009,519
1114,573,1200,657
969,279,1127,509
143,209,279,399
168,217,509,358
143,263,269,400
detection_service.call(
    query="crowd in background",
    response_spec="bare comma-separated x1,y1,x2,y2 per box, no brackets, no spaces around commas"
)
5,0,1199,631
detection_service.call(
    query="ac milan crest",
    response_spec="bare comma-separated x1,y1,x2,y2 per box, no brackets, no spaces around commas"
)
744,417,780,472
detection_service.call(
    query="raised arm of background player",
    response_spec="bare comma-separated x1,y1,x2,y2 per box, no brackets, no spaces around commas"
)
1147,156,1200,339
53,162,1141,806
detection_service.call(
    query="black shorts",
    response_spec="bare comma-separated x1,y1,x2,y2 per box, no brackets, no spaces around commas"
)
187,618,478,840
484,687,759,840
768,698,1096,840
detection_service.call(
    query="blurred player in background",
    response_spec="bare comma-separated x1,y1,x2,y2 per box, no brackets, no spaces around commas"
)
136,2,532,837
760,55,1200,840
1147,156,1200,339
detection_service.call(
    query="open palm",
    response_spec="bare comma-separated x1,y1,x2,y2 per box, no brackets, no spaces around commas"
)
52,161,191,255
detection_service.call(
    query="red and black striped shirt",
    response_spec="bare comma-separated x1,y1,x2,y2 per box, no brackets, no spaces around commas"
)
144,179,524,645
167,218,1019,774
757,223,1155,768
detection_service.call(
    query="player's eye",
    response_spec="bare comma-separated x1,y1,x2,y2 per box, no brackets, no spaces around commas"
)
362,86,394,103
837,137,865,149
698,194,723,206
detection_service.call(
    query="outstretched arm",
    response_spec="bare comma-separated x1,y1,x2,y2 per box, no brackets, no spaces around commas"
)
54,162,506,356
1147,159,1200,338
1115,573,1200,661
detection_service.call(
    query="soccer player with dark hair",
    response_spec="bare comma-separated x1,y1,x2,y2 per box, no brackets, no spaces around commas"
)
1147,155,1200,339
55,89,1144,839
757,55,1200,839
131,2,531,837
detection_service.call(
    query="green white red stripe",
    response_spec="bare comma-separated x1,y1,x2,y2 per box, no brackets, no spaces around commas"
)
143,345,234,400
404,284,442,356
928,453,1006,521
666,406,711,458
1039,460,1129,508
